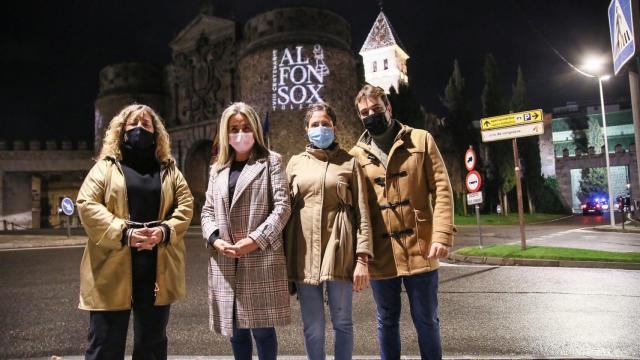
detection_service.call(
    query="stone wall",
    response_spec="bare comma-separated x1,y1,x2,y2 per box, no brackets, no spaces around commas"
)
0,142,93,228
94,63,169,155
555,147,638,211
239,7,362,161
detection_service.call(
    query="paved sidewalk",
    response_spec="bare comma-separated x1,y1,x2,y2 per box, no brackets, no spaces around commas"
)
0,226,205,250
0,234,87,250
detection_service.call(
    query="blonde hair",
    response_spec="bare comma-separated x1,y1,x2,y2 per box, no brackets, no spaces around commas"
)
98,104,174,164
215,102,269,168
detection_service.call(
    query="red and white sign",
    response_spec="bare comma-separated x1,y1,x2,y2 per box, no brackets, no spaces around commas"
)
465,170,482,193
464,148,476,171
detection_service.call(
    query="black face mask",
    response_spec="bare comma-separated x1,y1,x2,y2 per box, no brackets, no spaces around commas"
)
362,111,390,136
124,127,155,150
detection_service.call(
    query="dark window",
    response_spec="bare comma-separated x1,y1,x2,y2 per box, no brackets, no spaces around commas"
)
383,58,389,70
373,61,377,72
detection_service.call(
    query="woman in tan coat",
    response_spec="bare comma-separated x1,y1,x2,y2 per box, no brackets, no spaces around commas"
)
285,102,372,360
77,104,193,359
201,102,291,360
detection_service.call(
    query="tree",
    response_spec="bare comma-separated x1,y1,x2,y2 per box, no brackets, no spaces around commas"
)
440,59,475,215
510,65,542,213
387,84,425,130
576,167,608,203
481,54,512,215
586,117,604,151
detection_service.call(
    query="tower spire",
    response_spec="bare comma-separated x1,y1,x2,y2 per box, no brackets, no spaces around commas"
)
359,9,410,93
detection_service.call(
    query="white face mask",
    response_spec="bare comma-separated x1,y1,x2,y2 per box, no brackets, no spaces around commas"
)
229,131,255,154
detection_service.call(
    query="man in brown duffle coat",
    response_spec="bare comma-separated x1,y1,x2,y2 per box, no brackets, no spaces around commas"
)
349,84,455,360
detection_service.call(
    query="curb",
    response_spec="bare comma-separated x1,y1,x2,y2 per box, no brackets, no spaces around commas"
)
448,253,640,270
0,236,87,250
589,226,640,234
31,356,640,360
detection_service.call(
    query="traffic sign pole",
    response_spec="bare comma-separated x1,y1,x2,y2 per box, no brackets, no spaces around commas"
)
632,62,640,218
475,204,483,249
512,139,526,250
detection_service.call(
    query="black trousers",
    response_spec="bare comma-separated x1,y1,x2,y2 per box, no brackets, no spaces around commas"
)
86,244,164,359
85,304,170,360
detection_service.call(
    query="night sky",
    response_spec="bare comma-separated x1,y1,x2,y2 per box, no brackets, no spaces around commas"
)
1,0,625,144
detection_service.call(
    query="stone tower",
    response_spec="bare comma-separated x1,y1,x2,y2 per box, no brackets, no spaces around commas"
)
94,63,168,155
238,7,363,158
360,11,409,93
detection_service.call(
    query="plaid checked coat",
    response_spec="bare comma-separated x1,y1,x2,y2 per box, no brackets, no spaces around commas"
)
201,151,292,336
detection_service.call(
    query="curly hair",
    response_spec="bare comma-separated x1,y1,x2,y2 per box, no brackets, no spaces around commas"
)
98,104,174,164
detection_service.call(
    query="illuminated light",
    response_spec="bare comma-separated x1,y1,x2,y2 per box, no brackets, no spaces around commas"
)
272,44,330,111
600,75,611,81
582,56,605,73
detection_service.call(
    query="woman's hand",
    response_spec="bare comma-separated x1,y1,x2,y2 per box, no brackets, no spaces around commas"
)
227,238,259,257
352,254,370,292
213,239,237,258
130,227,163,251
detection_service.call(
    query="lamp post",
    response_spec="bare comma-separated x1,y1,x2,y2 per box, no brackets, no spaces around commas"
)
597,75,616,226
581,57,616,226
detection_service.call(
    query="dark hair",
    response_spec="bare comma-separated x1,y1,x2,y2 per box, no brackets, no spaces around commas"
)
304,102,338,127
354,83,390,109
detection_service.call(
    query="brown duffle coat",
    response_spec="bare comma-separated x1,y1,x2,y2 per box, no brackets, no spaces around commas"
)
349,123,455,279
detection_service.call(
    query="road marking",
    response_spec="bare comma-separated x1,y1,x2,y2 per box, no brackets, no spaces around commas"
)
528,214,576,224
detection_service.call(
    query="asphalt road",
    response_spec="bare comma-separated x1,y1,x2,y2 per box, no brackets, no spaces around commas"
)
1,226,639,358
453,212,632,250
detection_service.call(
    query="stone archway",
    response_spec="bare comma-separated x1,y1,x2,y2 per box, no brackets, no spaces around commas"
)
185,140,214,225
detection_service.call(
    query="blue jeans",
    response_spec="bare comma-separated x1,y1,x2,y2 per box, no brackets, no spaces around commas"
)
230,324,277,360
297,280,353,360
370,270,441,360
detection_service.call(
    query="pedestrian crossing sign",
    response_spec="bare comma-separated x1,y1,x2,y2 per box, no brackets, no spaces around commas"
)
609,0,637,75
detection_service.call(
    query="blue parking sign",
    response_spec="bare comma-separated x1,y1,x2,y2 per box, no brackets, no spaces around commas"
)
609,0,637,75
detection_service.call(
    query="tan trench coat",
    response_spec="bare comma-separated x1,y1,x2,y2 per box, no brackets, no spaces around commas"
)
76,156,194,310
285,145,372,285
201,152,291,337
349,123,455,279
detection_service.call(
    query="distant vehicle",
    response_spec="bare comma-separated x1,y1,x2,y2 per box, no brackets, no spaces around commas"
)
581,197,608,216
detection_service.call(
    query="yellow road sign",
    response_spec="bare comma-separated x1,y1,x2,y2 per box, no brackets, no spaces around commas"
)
480,109,543,131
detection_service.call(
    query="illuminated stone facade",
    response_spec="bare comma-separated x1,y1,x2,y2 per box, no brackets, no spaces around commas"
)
94,7,364,222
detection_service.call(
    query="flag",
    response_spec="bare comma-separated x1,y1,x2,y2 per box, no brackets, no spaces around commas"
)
262,111,271,149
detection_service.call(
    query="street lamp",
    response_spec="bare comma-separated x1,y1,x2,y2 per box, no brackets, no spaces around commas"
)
580,56,616,226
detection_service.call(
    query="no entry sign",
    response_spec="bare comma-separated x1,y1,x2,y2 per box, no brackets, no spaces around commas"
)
465,170,482,193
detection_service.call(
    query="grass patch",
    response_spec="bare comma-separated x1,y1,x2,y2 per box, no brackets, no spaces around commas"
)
454,213,567,225
456,244,640,263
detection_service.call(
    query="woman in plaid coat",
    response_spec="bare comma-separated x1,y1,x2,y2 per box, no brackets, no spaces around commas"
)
201,102,291,360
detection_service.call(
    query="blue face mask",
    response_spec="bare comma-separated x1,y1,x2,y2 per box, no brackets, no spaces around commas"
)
307,126,335,149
